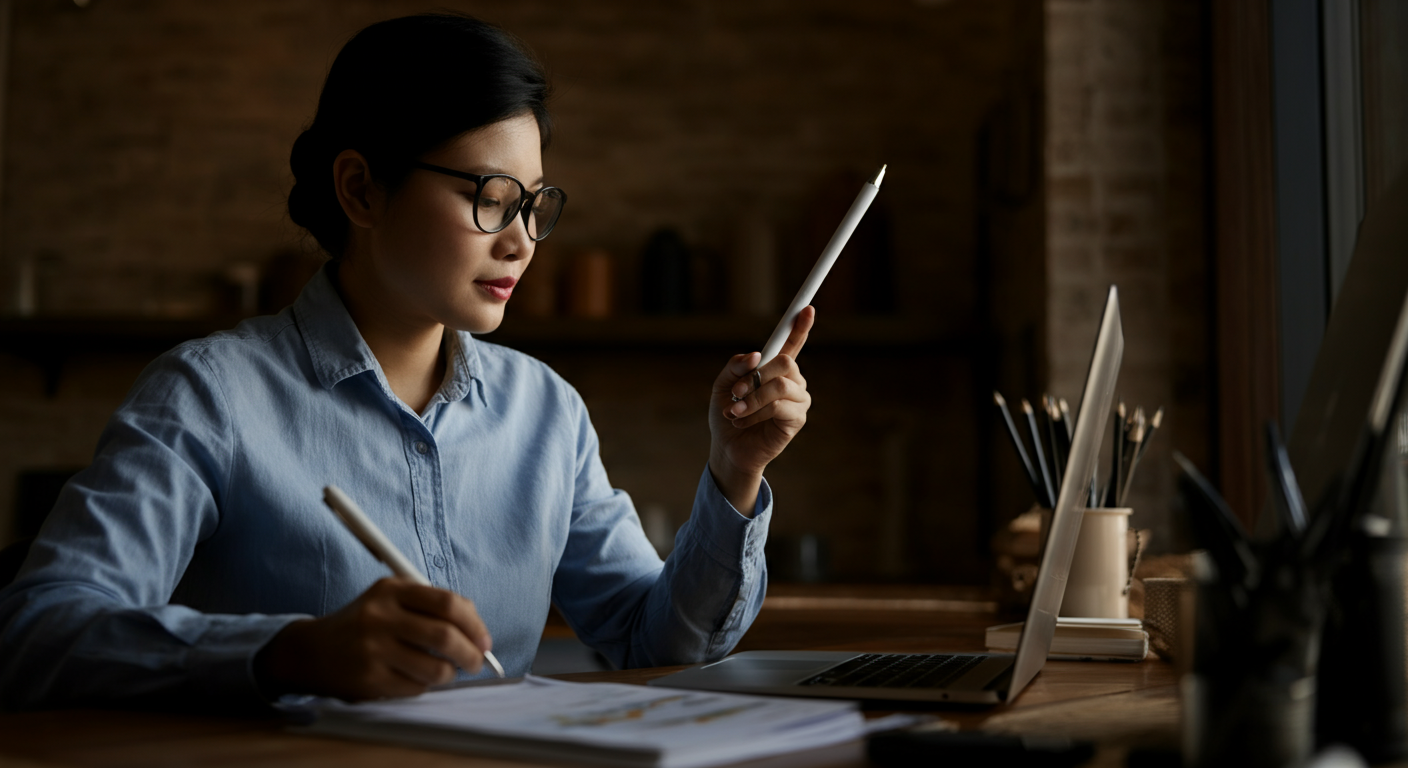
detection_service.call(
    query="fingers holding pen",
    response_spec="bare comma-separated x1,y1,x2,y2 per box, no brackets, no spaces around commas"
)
729,390,811,431
396,582,493,673
393,608,486,679
725,356,811,427
714,351,763,392
778,305,816,360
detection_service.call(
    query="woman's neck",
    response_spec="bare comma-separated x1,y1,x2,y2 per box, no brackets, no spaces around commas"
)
334,257,448,415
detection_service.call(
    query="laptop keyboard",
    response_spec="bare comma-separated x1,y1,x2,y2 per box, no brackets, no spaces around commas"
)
799,653,988,689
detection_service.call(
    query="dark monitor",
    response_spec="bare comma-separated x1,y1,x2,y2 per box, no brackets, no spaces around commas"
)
1284,170,1408,525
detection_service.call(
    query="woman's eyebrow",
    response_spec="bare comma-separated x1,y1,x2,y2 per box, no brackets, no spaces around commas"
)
460,167,545,187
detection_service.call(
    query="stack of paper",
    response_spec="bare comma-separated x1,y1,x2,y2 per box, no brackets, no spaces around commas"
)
298,675,866,768
985,617,1148,661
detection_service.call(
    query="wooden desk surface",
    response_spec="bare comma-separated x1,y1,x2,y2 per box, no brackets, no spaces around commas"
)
0,586,1179,768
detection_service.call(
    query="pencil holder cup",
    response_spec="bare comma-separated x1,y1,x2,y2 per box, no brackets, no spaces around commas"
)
1060,508,1133,619
1183,553,1321,768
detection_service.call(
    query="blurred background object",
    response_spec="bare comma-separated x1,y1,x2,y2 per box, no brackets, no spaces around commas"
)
639,229,692,315
565,247,615,319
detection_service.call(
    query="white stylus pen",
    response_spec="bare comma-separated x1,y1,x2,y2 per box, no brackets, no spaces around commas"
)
323,485,506,679
756,164,887,367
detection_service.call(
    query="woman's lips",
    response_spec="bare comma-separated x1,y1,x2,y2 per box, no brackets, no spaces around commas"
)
475,276,517,301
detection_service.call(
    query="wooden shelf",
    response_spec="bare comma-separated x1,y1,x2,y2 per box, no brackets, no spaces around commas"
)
485,314,981,353
0,313,985,396
0,315,245,395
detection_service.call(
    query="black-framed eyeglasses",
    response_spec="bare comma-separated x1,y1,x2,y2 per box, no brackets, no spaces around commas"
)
413,161,567,242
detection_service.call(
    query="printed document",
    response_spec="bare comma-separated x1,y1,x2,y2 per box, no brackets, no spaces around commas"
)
299,675,866,768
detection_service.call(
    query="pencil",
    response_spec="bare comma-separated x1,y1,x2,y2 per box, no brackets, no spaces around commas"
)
1040,396,1057,492
1055,398,1073,483
1045,396,1066,487
1263,420,1307,535
1115,403,1130,505
1118,409,1146,507
1134,406,1163,467
1104,401,1125,507
994,392,1045,506
1021,398,1056,508
1119,406,1160,508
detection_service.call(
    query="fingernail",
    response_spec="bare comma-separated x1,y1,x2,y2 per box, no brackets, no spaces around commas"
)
731,401,747,416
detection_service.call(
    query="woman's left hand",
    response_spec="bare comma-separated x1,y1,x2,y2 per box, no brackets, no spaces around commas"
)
707,306,815,515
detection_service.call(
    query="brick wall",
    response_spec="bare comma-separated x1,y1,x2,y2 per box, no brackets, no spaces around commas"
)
1045,0,1212,551
0,0,1045,581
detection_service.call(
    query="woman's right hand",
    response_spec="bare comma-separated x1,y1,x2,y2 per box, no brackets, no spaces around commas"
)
254,577,493,701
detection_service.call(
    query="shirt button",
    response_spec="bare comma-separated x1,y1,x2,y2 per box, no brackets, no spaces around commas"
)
433,555,447,569
415,441,430,455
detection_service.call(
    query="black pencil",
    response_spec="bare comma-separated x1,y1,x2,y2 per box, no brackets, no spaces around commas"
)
1264,420,1307,536
1022,398,1056,508
1133,406,1163,467
1041,394,1058,490
1119,408,1146,507
993,391,1044,507
1104,401,1125,507
1055,398,1073,483
1045,396,1066,489
1174,451,1257,602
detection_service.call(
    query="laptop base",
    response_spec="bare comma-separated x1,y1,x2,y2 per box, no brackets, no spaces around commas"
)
649,650,1012,705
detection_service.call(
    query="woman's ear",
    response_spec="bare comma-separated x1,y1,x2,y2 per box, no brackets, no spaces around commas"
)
332,149,383,229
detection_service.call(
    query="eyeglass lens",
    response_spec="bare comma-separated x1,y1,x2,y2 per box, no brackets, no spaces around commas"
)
475,177,564,241
528,188,565,240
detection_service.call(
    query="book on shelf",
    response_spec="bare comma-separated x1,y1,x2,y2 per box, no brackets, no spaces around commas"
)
985,617,1148,661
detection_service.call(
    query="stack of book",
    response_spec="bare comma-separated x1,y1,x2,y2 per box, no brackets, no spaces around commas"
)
986,617,1148,661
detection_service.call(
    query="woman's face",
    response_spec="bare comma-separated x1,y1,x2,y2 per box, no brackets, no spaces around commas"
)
365,113,543,334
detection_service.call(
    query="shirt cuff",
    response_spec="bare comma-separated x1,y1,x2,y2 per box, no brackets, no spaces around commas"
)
690,466,772,573
189,613,307,708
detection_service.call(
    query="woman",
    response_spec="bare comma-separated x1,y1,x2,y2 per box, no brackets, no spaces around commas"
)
0,13,813,708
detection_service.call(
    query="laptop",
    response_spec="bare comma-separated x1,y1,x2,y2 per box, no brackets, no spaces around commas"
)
649,285,1124,705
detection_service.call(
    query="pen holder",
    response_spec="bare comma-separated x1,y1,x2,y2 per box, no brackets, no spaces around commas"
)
1060,508,1135,619
1183,552,1322,768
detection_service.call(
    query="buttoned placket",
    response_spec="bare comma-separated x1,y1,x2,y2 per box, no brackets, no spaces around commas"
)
402,409,458,594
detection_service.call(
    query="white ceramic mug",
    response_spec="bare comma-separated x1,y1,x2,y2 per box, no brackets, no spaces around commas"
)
1060,507,1133,618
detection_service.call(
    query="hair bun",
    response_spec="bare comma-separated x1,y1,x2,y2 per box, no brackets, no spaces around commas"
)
287,127,349,256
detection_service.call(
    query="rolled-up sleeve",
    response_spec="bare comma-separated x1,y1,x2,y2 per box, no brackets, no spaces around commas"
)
0,347,304,710
549,386,771,669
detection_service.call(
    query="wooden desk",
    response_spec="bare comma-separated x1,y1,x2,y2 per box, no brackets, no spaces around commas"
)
0,587,1178,768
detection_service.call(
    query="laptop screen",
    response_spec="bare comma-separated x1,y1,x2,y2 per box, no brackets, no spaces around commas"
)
1007,285,1124,700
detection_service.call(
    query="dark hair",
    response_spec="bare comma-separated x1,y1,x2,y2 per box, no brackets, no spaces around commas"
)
287,13,552,257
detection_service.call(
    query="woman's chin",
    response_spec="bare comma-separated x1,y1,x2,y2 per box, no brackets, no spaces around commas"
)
449,305,507,335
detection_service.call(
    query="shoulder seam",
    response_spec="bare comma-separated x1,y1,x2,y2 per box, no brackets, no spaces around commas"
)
188,346,235,519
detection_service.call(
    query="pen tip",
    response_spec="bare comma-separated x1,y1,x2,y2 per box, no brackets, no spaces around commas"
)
869,164,887,187
993,391,1005,406
1020,398,1033,413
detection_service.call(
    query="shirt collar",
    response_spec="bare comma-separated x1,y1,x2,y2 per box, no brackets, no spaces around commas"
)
293,264,484,405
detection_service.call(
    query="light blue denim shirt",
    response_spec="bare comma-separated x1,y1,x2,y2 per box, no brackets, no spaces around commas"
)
0,266,771,709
